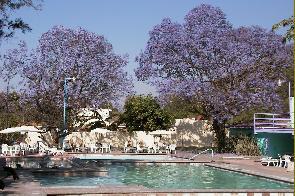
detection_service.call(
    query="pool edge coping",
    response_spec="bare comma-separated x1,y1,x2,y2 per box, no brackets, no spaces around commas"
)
42,186,294,194
205,163,294,184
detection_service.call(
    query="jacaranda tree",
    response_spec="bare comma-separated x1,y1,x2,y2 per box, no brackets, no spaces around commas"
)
6,26,133,130
135,4,293,152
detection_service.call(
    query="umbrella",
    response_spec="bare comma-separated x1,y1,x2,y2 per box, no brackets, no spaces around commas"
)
90,128,112,134
0,126,42,134
25,132,43,146
149,130,176,135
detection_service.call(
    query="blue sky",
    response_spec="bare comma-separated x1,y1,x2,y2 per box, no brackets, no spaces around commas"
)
0,0,293,94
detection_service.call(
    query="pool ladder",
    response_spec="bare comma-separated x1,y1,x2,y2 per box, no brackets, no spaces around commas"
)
189,148,214,160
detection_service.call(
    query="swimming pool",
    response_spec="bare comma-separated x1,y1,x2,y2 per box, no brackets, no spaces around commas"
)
5,154,178,169
6,157,73,168
32,164,293,189
74,154,176,161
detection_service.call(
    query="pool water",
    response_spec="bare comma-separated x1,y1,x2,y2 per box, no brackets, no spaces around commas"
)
75,154,175,161
32,164,293,189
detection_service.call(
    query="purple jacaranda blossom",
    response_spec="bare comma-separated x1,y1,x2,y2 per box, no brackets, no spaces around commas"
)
26,26,133,106
3,26,134,126
135,4,293,122
1,41,28,84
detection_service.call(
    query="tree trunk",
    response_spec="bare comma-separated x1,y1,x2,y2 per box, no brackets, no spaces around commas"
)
212,119,227,153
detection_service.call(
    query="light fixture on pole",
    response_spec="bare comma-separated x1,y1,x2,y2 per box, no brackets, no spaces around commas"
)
60,77,76,149
278,79,292,119
278,79,291,99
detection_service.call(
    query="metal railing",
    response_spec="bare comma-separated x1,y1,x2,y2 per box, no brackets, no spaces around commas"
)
189,148,214,160
254,113,293,134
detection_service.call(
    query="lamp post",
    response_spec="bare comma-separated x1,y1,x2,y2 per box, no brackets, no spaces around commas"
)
278,79,291,98
278,79,292,116
59,77,75,148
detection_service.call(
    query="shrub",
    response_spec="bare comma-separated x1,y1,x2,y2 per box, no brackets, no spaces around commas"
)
224,134,260,156
234,135,260,156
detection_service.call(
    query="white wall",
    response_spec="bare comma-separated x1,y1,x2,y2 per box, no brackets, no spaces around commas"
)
63,118,214,149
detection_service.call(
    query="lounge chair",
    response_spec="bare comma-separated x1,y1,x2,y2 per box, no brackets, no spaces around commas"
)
38,141,64,156
49,147,65,156
261,157,279,166
124,143,137,153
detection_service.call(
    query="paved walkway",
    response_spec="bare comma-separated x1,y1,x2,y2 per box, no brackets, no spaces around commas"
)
215,159,293,182
0,170,44,195
172,151,294,183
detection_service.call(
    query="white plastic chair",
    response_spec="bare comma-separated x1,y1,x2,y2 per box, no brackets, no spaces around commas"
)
1,144,9,156
169,144,177,154
147,145,154,153
29,143,38,153
12,145,20,156
89,143,99,153
136,144,143,153
152,144,160,153
124,141,130,153
19,142,28,155
100,143,111,153
279,155,292,168
165,145,170,154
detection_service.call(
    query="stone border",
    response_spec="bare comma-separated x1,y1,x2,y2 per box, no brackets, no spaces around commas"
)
43,186,294,195
205,163,294,184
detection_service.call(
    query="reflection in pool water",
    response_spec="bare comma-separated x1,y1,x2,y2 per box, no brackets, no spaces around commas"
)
32,164,293,189
6,154,177,169
75,154,175,160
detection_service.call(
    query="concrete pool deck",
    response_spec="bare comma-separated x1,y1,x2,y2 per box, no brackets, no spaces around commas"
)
0,152,294,195
209,159,294,183
173,152,294,183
